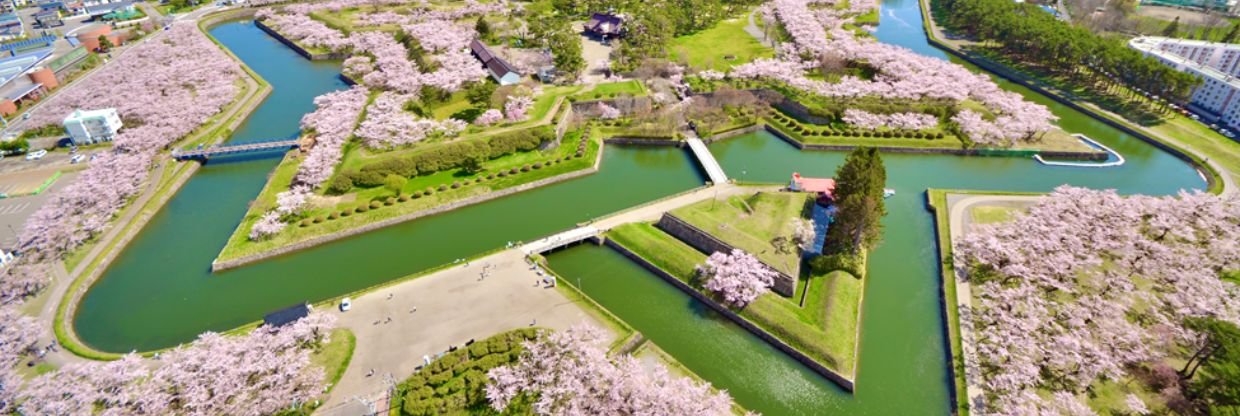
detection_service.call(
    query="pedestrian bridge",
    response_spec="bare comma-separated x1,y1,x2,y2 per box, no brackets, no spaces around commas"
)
172,139,300,161
685,135,728,185
521,226,601,255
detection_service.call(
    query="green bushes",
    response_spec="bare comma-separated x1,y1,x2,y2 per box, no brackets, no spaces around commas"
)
810,252,866,279
341,126,555,191
396,328,540,416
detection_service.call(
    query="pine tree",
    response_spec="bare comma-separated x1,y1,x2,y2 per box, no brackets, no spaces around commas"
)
1163,17,1181,37
1224,23,1240,43
475,16,491,40
826,147,886,253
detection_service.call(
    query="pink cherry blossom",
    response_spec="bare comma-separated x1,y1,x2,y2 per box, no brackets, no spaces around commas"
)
486,324,734,415
698,249,778,308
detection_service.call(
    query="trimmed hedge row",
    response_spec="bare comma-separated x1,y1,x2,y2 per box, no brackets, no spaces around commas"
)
330,126,556,193
396,328,540,416
768,112,946,140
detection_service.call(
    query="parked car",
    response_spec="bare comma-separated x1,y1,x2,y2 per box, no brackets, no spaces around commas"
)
25,150,47,160
70,154,85,164
339,297,351,312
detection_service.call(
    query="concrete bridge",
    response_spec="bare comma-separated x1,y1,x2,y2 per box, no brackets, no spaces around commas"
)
520,226,602,255
684,133,728,185
171,139,300,161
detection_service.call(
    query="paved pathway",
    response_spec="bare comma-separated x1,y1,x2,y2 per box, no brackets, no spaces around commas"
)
321,249,616,412
745,9,773,47
945,193,1041,416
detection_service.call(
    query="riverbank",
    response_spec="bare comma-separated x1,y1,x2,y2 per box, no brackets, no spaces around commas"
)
51,9,274,360
918,0,1235,195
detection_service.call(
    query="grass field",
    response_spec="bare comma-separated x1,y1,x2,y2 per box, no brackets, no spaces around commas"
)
578,80,647,100
670,192,811,277
970,205,1020,225
312,328,356,394
606,222,864,376
670,16,774,71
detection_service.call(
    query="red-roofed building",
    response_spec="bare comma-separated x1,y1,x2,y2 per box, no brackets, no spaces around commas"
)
789,172,835,203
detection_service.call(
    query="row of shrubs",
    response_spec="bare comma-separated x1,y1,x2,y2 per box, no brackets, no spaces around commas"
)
300,157,582,227
397,328,540,416
769,113,946,140
328,126,556,194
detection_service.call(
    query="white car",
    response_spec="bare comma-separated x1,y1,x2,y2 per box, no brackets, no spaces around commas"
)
70,154,86,164
339,297,351,312
25,150,47,160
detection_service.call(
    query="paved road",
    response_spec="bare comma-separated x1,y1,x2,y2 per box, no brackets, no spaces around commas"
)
945,193,1041,416
0,170,78,249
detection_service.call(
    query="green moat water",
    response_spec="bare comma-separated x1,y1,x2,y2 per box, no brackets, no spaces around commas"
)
74,2,1207,414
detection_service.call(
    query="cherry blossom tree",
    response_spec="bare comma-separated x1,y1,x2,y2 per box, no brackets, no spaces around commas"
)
19,23,240,260
596,102,621,119
698,249,778,308
504,95,533,122
486,324,733,415
16,313,335,415
954,186,1240,414
474,108,503,125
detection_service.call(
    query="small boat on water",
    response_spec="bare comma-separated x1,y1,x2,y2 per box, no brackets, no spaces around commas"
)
883,188,895,198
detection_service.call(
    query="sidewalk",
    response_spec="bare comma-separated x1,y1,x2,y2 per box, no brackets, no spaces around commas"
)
945,193,1041,416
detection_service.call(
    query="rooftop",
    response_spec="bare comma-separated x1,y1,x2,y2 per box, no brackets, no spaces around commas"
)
1129,36,1240,91
790,172,835,196
64,108,118,121
0,48,52,88
263,303,309,327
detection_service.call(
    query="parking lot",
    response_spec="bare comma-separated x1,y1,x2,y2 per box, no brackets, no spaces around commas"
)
0,169,79,250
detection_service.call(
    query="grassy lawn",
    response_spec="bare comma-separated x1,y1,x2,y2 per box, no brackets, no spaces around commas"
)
970,205,1020,225
1147,115,1240,187
765,116,967,150
217,128,600,262
926,189,970,416
670,16,774,71
429,91,473,120
580,80,647,99
669,191,811,277
312,328,356,394
606,222,864,376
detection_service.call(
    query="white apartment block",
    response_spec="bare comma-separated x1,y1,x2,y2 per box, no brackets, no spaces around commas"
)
63,108,122,145
1130,36,1240,131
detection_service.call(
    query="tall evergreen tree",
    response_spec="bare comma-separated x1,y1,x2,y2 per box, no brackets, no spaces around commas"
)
1224,23,1240,43
826,147,886,253
1163,16,1181,37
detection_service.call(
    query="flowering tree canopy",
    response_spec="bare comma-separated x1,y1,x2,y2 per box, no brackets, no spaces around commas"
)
698,249,778,308
19,23,241,260
954,186,1240,414
729,0,1056,146
14,313,335,415
486,324,734,415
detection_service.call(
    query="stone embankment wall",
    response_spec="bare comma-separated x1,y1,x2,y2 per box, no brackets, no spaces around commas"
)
604,239,856,391
654,213,797,297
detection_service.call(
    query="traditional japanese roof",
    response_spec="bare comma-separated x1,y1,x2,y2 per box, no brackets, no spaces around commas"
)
585,13,623,36
790,172,836,197
469,39,494,63
470,39,520,82
263,303,309,327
